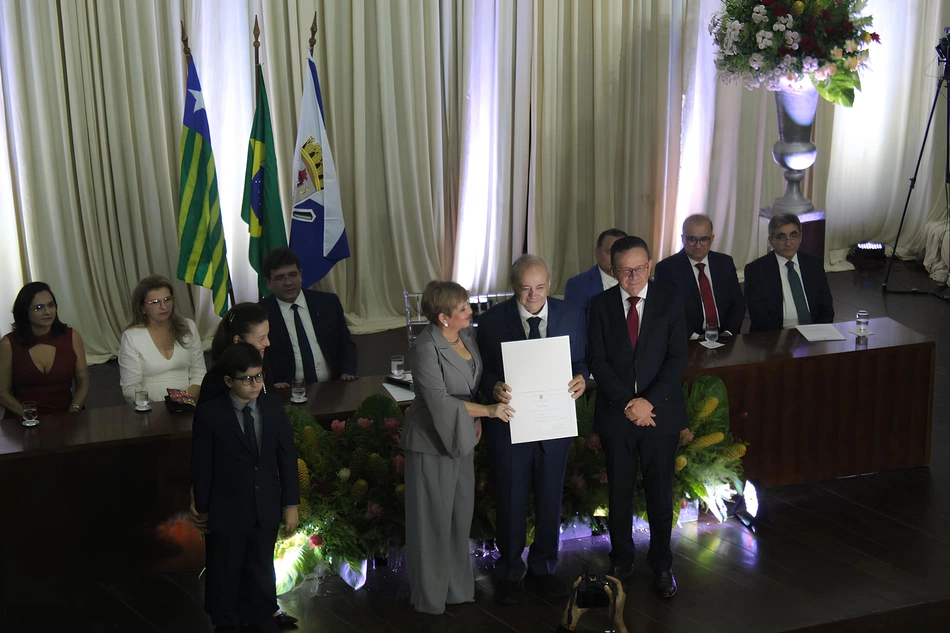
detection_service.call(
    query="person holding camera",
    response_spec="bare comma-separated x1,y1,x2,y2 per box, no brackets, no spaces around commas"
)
557,574,628,633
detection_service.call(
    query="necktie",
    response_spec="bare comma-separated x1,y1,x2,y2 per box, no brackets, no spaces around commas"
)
695,263,718,328
785,260,812,325
242,405,259,460
626,296,640,350
291,304,319,383
527,316,542,339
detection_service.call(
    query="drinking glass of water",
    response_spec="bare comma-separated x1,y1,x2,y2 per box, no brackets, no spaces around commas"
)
391,355,405,377
704,326,719,345
291,379,307,403
134,389,150,411
22,401,38,427
856,310,869,334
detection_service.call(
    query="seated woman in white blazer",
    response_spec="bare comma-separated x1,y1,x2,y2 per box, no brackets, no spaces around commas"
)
118,275,206,404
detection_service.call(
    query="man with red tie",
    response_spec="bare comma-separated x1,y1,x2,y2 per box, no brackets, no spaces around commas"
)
653,214,745,337
587,235,688,599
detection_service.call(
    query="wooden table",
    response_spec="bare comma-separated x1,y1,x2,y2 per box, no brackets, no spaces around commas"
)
682,318,934,486
0,376,411,596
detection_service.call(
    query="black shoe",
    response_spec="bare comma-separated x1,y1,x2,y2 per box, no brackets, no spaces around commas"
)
526,570,569,598
495,579,521,605
606,563,634,585
655,570,677,598
275,610,299,628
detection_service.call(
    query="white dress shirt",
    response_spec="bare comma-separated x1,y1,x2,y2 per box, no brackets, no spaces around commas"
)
277,293,332,382
516,299,549,338
776,252,811,329
599,266,619,292
118,318,206,403
688,255,720,339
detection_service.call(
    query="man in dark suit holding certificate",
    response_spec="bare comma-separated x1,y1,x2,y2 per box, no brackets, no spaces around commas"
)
477,255,587,605
587,236,688,599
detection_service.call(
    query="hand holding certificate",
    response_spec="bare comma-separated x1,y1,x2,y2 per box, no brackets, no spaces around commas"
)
501,336,579,444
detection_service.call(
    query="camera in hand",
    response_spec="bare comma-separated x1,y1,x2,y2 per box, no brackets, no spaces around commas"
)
576,572,613,608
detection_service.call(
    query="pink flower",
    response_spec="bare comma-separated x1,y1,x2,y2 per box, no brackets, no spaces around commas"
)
390,433,401,444
357,417,373,430
570,473,587,496
393,455,405,475
585,434,602,453
364,501,383,520
383,417,400,434
309,534,324,548
679,428,694,446
331,419,345,438
599,473,608,484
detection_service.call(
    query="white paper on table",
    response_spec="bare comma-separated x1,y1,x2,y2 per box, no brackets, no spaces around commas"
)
795,323,846,342
501,336,577,444
382,382,415,403
699,340,725,349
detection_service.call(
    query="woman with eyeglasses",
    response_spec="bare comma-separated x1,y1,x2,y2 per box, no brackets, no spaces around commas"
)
0,282,89,416
118,274,206,403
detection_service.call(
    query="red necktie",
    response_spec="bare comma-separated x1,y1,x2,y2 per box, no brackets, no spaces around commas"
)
626,296,640,350
696,263,718,328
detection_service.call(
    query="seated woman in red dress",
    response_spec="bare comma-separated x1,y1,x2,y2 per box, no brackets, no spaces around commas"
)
0,282,89,417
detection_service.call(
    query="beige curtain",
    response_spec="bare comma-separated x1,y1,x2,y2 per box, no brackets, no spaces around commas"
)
0,0,191,362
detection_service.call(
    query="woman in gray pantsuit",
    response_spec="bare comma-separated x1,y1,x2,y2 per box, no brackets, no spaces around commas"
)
400,281,514,614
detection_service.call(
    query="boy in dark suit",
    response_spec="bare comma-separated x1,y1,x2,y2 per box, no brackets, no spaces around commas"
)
192,342,300,633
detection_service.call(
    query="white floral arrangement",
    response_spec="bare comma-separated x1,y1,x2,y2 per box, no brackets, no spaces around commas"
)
710,0,879,106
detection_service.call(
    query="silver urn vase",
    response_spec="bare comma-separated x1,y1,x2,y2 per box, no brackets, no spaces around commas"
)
768,79,819,216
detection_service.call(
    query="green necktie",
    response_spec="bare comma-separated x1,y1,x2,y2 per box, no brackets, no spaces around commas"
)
785,260,811,325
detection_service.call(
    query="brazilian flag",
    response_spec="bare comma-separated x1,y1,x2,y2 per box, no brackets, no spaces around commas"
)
241,65,287,295
177,58,231,316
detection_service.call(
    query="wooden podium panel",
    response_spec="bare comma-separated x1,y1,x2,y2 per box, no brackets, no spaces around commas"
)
682,318,934,486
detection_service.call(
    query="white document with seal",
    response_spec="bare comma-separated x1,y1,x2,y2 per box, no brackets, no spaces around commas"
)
501,335,578,444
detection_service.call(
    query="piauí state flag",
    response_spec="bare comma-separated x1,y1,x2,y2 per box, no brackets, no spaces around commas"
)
289,55,349,286
241,65,287,296
177,58,231,316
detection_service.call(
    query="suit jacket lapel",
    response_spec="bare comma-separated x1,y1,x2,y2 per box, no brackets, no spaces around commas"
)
637,282,663,359
503,298,526,341
428,324,472,383
604,286,633,354
675,251,702,309
258,398,276,458
546,299,561,337
766,256,784,317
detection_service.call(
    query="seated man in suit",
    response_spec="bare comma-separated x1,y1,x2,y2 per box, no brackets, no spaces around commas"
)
587,235,687,599
744,213,834,333
260,247,358,384
564,228,628,318
477,255,588,605
653,214,745,337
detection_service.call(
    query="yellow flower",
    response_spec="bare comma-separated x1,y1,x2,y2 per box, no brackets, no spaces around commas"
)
790,1,805,17
696,397,719,421
297,498,311,521
861,31,872,44
301,425,319,460
675,455,688,472
350,478,369,501
297,458,311,491
831,46,844,61
691,432,725,449
846,56,860,71
722,444,747,461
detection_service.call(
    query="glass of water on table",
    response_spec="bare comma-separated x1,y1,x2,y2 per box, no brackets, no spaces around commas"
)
21,401,38,427
291,379,307,403
391,355,405,377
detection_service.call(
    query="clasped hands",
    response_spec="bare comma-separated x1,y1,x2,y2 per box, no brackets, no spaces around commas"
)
624,397,655,426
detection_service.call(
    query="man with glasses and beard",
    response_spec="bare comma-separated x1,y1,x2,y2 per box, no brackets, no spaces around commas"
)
743,213,834,333
654,214,745,337
587,235,687,599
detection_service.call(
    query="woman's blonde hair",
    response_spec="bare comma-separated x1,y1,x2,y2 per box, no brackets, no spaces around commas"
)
126,275,190,346
421,280,469,325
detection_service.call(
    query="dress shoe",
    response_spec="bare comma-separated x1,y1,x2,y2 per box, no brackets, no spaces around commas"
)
655,569,677,598
495,579,521,605
606,563,634,585
275,610,299,628
526,570,569,598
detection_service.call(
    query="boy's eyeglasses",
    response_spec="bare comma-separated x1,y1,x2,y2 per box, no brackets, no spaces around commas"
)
234,372,264,385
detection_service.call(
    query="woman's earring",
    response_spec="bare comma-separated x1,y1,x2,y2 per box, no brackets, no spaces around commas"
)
443,322,448,327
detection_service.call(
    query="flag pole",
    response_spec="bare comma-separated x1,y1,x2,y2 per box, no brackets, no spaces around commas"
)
180,21,236,310
309,12,317,57
253,16,261,102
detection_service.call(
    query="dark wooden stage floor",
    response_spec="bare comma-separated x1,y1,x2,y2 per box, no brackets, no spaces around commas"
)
3,260,949,633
